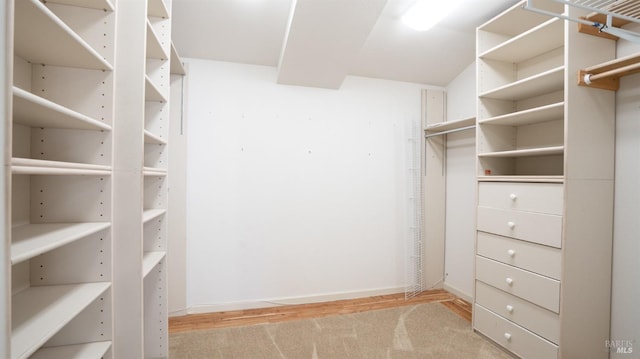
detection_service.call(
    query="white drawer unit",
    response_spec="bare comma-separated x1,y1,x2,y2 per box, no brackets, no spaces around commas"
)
478,182,563,214
476,206,562,248
475,281,560,344
476,232,561,280
476,256,560,313
474,304,558,359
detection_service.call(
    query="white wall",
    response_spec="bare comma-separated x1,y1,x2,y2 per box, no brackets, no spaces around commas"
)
183,58,437,311
443,62,476,301
611,24,640,358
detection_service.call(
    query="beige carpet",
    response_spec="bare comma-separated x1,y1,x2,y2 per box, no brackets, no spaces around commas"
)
169,302,512,358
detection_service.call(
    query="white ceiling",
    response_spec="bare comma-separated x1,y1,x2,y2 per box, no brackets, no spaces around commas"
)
171,0,521,88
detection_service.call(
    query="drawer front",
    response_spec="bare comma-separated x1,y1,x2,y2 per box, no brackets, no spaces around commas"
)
476,256,560,313
478,182,563,214
475,281,560,344
477,206,562,248
477,232,561,280
474,304,558,359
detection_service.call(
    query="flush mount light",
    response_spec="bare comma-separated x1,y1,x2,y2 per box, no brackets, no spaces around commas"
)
401,0,463,31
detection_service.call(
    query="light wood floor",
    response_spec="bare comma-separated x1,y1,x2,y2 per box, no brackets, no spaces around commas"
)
169,289,472,333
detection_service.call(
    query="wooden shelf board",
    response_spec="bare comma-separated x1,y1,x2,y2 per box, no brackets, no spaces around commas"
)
478,146,564,158
30,341,112,359
11,222,110,265
425,117,476,133
45,0,114,11
480,66,564,101
11,283,111,359
148,0,170,18
170,43,187,75
11,158,111,176
479,102,564,126
13,87,111,131
145,75,167,102
143,167,168,176
480,18,563,63
14,0,112,71
147,20,168,60
478,175,564,183
144,130,167,145
143,251,166,278
143,209,166,223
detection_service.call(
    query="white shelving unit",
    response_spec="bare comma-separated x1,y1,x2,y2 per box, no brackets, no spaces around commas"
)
3,0,182,357
143,1,172,357
474,1,616,358
7,0,116,358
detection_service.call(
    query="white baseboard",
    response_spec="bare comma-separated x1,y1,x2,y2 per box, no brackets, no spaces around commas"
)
443,282,473,303
180,287,406,315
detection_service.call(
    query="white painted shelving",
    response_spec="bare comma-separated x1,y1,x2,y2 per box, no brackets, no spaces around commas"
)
3,0,184,357
474,1,616,358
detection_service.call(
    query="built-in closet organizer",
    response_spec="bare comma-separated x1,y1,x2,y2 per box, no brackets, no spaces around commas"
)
9,1,115,358
2,0,185,357
143,2,171,356
473,1,615,358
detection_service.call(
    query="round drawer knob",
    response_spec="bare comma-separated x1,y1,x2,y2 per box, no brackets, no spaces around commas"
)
509,193,517,201
504,333,512,341
506,277,514,286
507,249,516,257
507,221,516,229
506,305,514,313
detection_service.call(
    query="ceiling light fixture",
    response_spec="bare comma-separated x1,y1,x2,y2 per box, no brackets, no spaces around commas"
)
401,0,463,31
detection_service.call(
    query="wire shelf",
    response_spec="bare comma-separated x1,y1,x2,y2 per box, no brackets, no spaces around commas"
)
525,0,640,43
558,0,640,23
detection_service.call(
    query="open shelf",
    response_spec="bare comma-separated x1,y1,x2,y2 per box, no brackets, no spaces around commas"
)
480,18,563,63
148,0,170,18
477,175,564,183
30,341,112,359
479,66,564,101
143,209,166,224
145,75,167,102
11,158,112,176
479,102,564,126
143,251,166,278
478,146,564,158
14,0,112,71
12,222,110,265
146,20,168,60
13,87,111,131
46,0,114,11
11,283,111,359
170,43,187,75
479,1,561,36
144,130,167,145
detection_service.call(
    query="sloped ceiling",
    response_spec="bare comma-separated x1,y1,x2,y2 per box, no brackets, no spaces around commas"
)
171,0,521,88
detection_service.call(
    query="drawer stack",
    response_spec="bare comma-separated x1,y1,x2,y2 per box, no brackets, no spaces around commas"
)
474,182,562,358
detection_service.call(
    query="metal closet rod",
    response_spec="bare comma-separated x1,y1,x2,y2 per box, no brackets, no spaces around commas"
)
424,125,476,138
